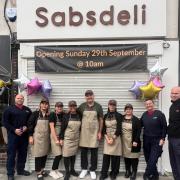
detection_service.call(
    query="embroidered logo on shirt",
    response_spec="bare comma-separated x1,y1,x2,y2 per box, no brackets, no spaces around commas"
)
152,116,158,120
176,109,180,113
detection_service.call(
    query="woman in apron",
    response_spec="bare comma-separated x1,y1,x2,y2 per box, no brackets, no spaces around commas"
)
100,100,123,180
59,100,81,180
122,104,141,180
49,102,65,179
28,99,50,180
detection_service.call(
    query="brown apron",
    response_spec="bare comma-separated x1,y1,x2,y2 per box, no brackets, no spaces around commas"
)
31,114,50,157
103,116,122,156
79,109,99,148
62,116,81,157
50,114,62,156
122,121,140,158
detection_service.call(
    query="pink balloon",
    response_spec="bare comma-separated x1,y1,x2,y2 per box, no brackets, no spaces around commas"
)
152,77,165,88
27,78,42,95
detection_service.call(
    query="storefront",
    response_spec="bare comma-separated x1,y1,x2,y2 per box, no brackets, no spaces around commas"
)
17,0,179,173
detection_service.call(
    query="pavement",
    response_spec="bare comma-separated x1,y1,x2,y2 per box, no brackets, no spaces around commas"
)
0,171,174,180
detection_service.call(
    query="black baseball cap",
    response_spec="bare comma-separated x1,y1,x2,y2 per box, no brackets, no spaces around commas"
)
124,103,133,110
40,98,49,104
55,102,63,107
68,100,77,106
85,90,94,96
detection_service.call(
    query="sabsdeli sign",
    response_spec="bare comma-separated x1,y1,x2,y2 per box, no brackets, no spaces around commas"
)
17,0,166,40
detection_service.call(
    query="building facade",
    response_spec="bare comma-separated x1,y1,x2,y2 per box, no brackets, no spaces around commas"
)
0,0,179,174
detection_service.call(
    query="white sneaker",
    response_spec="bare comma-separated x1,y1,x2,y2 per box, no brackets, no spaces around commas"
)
79,169,88,179
49,170,60,179
90,171,96,180
56,170,64,178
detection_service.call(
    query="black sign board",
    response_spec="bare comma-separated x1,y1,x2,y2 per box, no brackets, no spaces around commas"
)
35,44,147,73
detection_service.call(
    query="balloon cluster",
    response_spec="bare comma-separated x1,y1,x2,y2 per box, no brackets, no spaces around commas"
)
129,62,168,100
0,79,12,95
13,74,52,99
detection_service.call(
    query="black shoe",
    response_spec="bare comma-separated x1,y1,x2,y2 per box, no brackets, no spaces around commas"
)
17,170,31,176
110,175,116,180
99,175,108,180
37,174,44,180
64,173,70,180
130,171,137,180
124,170,131,178
70,170,79,177
8,176,14,180
149,174,159,180
41,170,48,177
143,174,150,180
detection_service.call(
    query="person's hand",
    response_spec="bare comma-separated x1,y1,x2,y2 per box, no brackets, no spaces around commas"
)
29,136,34,145
159,139,165,146
107,137,113,145
132,142,138,147
60,140,64,146
23,126,27,132
15,129,23,136
97,132,102,140
112,135,117,139
55,140,60,145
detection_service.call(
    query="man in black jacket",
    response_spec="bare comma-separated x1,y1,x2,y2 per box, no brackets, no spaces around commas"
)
168,87,180,180
3,94,32,180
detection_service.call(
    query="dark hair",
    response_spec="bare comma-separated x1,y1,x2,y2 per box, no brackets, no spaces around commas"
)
144,99,154,104
124,104,133,111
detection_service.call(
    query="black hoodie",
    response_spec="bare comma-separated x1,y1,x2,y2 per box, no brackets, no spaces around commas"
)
168,99,180,138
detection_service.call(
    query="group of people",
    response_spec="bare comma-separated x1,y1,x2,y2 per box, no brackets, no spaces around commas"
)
2,87,180,180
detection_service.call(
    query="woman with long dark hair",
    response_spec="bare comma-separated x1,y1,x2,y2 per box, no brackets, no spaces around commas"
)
100,100,123,180
122,104,141,180
28,99,50,180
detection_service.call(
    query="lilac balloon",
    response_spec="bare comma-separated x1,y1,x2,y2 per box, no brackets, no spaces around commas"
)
27,78,42,95
152,77,165,88
129,81,147,99
41,80,52,98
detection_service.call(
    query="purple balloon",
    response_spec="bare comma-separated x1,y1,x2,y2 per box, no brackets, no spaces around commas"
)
129,81,147,99
27,78,42,95
152,77,165,88
41,80,52,99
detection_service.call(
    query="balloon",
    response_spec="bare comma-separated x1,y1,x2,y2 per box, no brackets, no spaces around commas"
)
140,81,162,100
129,81,147,99
27,78,42,95
0,80,5,88
0,87,5,95
13,74,30,92
41,80,52,98
149,62,168,79
152,77,165,88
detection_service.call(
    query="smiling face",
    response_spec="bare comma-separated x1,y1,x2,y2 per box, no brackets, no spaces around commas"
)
68,104,77,113
124,108,133,116
85,94,94,104
171,87,180,102
15,94,24,106
40,102,49,112
145,100,154,112
55,106,63,114
108,103,116,112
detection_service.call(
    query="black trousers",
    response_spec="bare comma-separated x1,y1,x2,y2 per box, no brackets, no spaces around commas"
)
64,156,76,173
7,133,28,176
101,154,120,178
124,158,139,172
81,147,98,171
35,155,47,172
52,155,62,170
169,138,180,180
143,136,162,177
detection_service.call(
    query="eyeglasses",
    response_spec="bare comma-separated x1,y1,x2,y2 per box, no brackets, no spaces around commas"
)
56,105,63,108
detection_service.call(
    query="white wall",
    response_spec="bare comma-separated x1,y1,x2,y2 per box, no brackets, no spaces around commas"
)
161,40,179,173
166,0,179,38
0,0,16,35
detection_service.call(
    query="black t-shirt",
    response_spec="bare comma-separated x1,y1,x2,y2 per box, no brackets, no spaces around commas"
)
49,112,65,126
